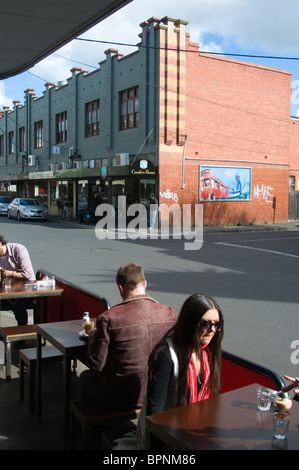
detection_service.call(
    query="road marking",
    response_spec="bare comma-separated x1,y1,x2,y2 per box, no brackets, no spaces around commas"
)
223,236,299,244
214,242,299,258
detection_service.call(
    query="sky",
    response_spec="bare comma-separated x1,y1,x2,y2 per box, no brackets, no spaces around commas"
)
2,0,299,115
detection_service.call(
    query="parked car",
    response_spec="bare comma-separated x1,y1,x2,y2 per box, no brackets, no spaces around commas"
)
0,196,12,215
7,198,48,221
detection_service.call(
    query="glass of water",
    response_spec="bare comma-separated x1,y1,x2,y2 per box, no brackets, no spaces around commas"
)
273,412,290,439
256,386,272,411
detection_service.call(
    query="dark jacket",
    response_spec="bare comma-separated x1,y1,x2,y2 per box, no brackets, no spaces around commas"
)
87,295,177,409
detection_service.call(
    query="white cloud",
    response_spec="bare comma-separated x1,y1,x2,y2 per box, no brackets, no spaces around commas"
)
0,82,13,109
4,0,299,105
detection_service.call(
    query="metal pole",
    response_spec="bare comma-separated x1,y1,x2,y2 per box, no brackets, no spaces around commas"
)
181,134,187,188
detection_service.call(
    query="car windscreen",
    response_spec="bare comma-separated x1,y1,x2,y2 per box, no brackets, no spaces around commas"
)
20,199,39,206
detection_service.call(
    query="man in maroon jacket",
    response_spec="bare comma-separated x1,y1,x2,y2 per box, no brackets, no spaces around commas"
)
79,263,177,409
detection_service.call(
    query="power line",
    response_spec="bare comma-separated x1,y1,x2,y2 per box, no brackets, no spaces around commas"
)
75,37,299,62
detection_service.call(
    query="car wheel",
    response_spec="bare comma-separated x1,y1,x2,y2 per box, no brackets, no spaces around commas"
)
7,210,10,219
17,211,22,221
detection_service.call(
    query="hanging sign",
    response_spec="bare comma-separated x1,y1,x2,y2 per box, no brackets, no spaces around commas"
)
130,159,156,176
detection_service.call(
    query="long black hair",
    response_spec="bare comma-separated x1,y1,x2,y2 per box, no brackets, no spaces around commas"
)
148,293,224,406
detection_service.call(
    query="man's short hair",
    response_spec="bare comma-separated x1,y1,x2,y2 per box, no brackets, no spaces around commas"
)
0,235,8,245
116,263,145,291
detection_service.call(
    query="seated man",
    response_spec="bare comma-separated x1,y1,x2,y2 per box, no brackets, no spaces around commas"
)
0,234,35,325
79,263,177,409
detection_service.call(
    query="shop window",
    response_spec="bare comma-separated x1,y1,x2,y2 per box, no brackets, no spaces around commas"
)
120,86,139,130
77,180,89,211
86,100,100,137
51,180,73,213
34,183,48,207
56,111,67,143
34,121,43,148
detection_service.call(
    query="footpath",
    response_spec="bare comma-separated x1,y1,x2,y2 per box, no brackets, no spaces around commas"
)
49,215,299,234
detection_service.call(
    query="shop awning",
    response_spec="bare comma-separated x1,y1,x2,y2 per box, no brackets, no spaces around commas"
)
0,0,132,79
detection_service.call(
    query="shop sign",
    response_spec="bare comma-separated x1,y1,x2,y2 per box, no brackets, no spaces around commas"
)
130,159,156,176
29,171,54,180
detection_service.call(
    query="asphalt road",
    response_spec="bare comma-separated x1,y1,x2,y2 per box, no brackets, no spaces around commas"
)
0,217,298,382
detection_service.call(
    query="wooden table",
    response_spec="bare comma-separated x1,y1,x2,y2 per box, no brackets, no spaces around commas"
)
0,280,64,324
36,319,89,448
146,384,299,450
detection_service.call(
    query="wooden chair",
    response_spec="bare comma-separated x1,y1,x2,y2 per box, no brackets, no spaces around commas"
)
19,346,63,412
0,325,37,379
69,398,141,449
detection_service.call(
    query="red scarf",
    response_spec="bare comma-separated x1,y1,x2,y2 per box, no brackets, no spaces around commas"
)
187,346,212,402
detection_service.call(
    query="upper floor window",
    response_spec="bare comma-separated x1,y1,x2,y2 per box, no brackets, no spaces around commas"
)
0,135,4,156
56,111,67,144
86,100,100,137
120,86,139,130
19,126,25,152
35,121,43,148
8,131,14,154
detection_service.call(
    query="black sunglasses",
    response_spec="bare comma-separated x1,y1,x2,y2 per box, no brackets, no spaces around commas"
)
198,319,223,332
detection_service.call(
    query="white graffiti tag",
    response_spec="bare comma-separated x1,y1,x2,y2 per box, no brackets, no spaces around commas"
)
253,185,273,203
159,189,178,203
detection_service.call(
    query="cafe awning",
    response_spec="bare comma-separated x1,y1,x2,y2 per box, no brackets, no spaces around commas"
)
0,0,132,79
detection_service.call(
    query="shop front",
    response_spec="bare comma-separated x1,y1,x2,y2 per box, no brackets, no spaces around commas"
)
108,158,158,213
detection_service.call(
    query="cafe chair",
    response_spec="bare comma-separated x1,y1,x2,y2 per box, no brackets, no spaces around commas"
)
19,346,63,413
69,397,141,450
0,325,37,379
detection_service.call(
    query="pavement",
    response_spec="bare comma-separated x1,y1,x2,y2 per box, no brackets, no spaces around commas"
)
49,214,299,233
0,216,298,451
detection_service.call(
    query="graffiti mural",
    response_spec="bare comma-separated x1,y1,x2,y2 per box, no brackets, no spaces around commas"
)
199,166,251,201
160,189,179,203
253,184,274,203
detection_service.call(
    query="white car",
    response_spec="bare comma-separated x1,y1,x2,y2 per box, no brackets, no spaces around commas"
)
7,198,48,221
0,196,12,215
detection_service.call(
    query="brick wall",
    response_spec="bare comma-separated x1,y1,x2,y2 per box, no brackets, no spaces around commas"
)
158,24,292,226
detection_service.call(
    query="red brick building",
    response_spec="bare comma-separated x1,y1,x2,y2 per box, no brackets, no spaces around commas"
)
157,17,297,226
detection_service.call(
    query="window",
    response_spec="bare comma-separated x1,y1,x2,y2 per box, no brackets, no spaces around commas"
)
86,100,100,137
289,176,295,190
19,126,25,152
0,135,4,156
35,121,43,148
8,131,14,154
120,86,139,130
56,111,67,143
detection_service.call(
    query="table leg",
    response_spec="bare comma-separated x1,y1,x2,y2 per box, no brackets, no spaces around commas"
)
36,332,42,417
63,353,72,448
33,298,41,324
60,294,64,321
5,340,11,379
43,298,48,323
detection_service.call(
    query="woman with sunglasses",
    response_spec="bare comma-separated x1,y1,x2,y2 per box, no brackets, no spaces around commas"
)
114,293,224,450
145,293,224,417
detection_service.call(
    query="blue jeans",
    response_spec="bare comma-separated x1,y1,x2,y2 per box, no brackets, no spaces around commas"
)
150,209,158,229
